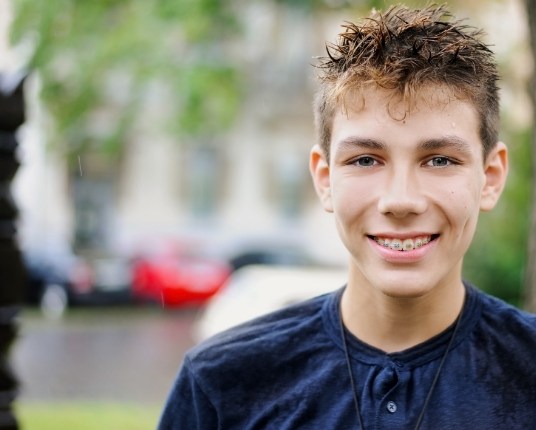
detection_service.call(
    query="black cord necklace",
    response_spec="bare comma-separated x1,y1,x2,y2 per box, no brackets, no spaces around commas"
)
338,301,464,430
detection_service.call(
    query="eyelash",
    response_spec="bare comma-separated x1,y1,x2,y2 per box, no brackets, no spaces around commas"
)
352,156,380,167
424,156,459,167
349,155,459,168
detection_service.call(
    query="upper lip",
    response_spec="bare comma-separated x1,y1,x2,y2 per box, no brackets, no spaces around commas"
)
368,232,438,239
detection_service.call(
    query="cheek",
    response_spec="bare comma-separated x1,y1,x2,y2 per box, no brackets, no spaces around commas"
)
331,179,372,221
442,185,481,235
439,171,483,211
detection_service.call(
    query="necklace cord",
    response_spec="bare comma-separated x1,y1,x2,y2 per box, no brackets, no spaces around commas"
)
412,310,463,429
339,312,365,430
338,297,465,430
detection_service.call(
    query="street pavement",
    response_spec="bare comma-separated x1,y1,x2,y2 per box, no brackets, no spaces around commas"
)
11,306,200,405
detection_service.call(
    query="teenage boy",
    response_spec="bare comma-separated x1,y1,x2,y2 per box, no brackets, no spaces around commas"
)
159,5,536,429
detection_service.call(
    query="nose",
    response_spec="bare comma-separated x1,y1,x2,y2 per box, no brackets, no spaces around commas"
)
377,167,427,218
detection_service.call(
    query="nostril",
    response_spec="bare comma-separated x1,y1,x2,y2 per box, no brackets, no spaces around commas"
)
377,193,427,217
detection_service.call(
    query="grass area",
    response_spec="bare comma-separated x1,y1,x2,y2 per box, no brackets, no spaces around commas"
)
16,401,161,430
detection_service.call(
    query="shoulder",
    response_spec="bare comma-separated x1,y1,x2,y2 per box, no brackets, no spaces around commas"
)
473,287,536,343
477,288,536,324
162,291,347,428
187,292,334,367
463,288,536,413
185,293,335,386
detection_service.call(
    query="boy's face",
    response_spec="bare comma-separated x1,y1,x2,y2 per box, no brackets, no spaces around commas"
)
310,86,508,298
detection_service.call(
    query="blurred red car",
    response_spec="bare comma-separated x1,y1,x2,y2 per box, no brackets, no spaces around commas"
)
131,247,231,308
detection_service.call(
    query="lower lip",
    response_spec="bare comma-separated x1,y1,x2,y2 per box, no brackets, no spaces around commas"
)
368,237,438,263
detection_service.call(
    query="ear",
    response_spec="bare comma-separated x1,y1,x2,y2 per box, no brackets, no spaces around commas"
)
310,145,333,213
480,142,508,212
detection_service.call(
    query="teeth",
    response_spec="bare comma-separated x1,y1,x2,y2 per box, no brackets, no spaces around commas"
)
402,239,414,251
390,239,402,250
374,235,432,251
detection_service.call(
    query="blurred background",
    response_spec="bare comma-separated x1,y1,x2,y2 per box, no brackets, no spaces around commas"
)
0,0,534,428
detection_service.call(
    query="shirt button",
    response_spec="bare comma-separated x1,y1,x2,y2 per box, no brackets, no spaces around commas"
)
386,401,397,413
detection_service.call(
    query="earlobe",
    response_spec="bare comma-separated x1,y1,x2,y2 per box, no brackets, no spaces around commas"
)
309,145,334,213
480,142,508,212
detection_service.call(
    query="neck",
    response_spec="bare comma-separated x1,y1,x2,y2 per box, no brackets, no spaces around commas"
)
341,276,466,353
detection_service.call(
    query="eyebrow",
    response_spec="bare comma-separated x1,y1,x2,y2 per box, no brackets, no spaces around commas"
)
335,137,387,153
334,135,474,155
417,136,474,155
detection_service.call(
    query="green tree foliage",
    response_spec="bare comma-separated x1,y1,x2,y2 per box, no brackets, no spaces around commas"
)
521,0,536,311
274,0,382,11
10,0,242,159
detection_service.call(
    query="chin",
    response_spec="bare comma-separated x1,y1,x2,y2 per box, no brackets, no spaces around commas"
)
381,286,430,299
374,277,435,299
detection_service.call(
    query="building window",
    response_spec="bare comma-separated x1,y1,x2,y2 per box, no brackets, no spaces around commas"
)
186,144,222,219
274,152,306,220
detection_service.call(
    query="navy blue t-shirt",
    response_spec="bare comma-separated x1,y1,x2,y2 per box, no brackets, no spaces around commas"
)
158,284,536,429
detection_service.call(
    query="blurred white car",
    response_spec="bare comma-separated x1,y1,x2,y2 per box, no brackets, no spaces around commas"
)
194,265,347,341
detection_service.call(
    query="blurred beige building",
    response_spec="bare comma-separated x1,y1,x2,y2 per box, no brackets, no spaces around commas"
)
8,1,350,265
4,0,530,266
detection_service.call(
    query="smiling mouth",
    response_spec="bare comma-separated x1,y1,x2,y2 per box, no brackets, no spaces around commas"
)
370,235,440,251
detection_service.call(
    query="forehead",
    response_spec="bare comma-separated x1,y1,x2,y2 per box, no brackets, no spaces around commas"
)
330,86,482,157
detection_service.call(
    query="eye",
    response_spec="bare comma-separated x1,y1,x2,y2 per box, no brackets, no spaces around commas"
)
353,156,378,167
426,156,453,167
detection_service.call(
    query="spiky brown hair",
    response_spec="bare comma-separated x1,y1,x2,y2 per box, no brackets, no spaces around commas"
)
314,4,500,161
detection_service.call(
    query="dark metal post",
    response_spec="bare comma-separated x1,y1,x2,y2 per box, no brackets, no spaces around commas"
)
0,73,25,430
